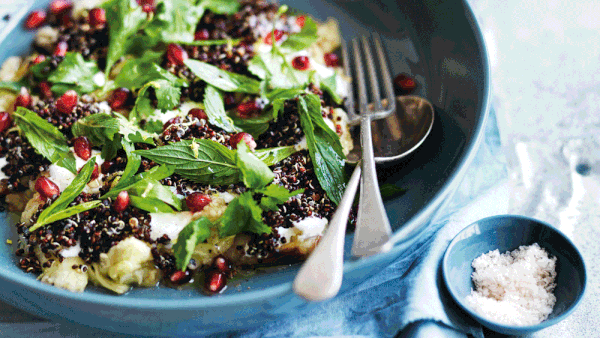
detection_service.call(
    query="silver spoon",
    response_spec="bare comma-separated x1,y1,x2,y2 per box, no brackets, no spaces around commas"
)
293,95,435,301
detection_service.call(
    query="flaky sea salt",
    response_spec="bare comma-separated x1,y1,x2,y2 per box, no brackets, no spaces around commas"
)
465,243,557,326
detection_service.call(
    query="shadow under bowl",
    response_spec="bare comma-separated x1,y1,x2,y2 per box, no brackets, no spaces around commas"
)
442,215,587,336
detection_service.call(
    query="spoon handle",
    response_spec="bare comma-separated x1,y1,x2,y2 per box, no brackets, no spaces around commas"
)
352,116,393,257
292,164,361,301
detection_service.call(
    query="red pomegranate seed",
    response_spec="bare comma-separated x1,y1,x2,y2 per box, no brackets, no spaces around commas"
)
108,88,130,110
137,0,155,13
335,124,342,134
53,41,68,57
229,132,256,151
170,270,192,285
324,53,339,67
263,29,284,45
32,55,46,65
39,81,53,99
291,56,310,70
101,160,114,173
205,270,226,293
35,177,60,199
212,255,231,274
167,43,188,66
194,29,210,41
89,163,100,181
25,10,46,30
295,15,306,28
88,8,106,27
188,108,207,120
55,90,78,114
113,191,130,212
236,101,260,118
14,88,32,109
73,136,92,160
163,116,181,131
185,193,212,213
0,112,12,133
394,74,417,94
49,0,72,15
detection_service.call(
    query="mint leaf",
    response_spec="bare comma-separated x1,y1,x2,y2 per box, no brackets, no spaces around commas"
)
12,107,76,173
129,178,182,210
144,0,205,43
297,94,346,204
30,158,97,231
235,141,274,190
319,74,343,105
231,112,272,138
0,81,23,92
280,16,318,52
248,51,309,89
113,59,182,91
102,164,174,198
173,217,212,270
110,138,142,192
258,184,304,211
254,146,298,166
47,52,102,93
102,0,148,74
37,201,102,227
177,38,241,46
116,114,158,144
203,85,238,133
130,195,175,213
201,0,240,14
184,59,261,94
71,113,120,146
219,192,271,237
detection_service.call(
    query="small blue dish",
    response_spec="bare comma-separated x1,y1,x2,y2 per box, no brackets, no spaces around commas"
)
442,215,587,336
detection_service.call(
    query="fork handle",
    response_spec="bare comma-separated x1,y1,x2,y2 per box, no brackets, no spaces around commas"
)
352,116,393,257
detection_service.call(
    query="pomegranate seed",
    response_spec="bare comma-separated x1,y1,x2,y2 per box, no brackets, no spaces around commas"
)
137,0,155,13
205,270,226,293
73,136,92,160
0,112,12,133
194,29,210,41
263,29,284,45
335,124,342,134
167,43,188,66
188,108,207,120
49,0,72,15
185,193,212,213
86,163,100,181
88,8,106,27
14,88,32,109
35,177,60,199
229,132,256,151
394,74,417,94
55,90,78,114
101,160,114,173
108,88,130,110
113,191,130,212
212,255,231,274
32,55,46,65
236,101,260,118
39,81,53,99
295,15,306,28
170,270,192,285
163,116,181,131
291,56,310,70
25,10,46,30
324,53,339,67
53,41,68,57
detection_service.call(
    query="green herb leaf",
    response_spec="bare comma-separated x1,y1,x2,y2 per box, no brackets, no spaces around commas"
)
297,94,346,204
184,59,261,94
116,114,158,144
230,112,272,138
71,113,120,146
113,59,183,91
201,0,240,14
248,51,309,89
109,138,142,193
129,178,182,210
47,52,102,93
0,81,23,92
130,195,175,213
102,164,174,198
319,74,343,105
173,216,212,270
219,192,271,237
30,158,97,231
203,85,238,133
235,141,274,190
280,16,318,52
258,184,304,211
102,0,148,75
176,38,241,46
12,107,76,173
254,146,298,166
144,0,205,43
37,201,102,228
101,134,122,161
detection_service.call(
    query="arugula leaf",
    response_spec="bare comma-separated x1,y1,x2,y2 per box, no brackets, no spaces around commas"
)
235,141,274,190
12,107,76,173
130,195,175,213
280,16,318,52
254,146,298,166
203,85,238,133
71,113,120,146
219,192,271,237
30,158,97,231
319,74,343,105
258,184,303,211
36,201,103,228
184,59,261,94
102,0,148,75
144,0,205,43
47,53,102,93
173,217,212,270
297,94,346,204
201,0,240,14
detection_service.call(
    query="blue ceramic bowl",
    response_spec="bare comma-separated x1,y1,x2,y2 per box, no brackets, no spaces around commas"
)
0,0,491,336
443,215,587,336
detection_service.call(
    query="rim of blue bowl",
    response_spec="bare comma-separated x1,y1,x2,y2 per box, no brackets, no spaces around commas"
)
442,214,588,333
0,0,493,311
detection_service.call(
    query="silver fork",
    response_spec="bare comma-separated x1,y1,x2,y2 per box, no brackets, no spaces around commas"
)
292,34,395,301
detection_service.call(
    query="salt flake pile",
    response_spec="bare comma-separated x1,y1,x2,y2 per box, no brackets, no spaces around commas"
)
465,243,557,326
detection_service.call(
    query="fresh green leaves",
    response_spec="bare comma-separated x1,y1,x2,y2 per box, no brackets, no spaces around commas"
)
254,146,298,166
0,81,24,92
184,59,261,94
173,216,212,270
297,94,346,204
319,74,343,105
258,184,303,211
12,107,76,173
144,0,205,44
248,51,309,90
280,16,318,52
203,85,239,133
30,159,99,231
47,53,103,93
235,141,273,190
201,0,240,14
71,113,120,146
218,191,271,237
